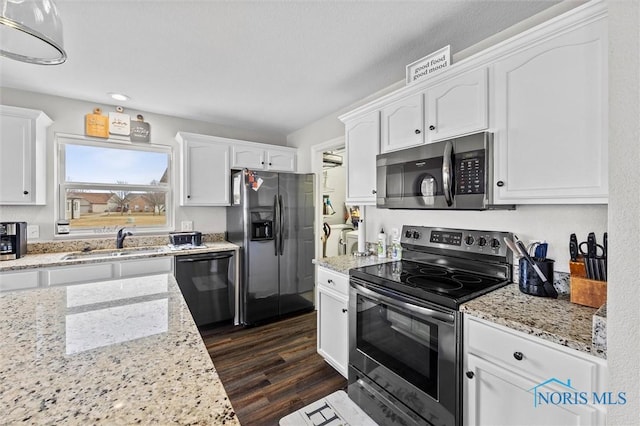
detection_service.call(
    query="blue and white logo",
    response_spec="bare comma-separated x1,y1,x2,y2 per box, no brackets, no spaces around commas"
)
528,378,626,408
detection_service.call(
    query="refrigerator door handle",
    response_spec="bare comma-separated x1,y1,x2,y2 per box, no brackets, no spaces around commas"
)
279,194,284,255
273,194,279,256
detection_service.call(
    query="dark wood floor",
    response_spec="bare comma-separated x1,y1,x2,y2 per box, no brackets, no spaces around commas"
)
200,311,347,425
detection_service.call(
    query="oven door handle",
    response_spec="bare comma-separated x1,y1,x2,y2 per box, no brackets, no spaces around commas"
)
351,281,455,324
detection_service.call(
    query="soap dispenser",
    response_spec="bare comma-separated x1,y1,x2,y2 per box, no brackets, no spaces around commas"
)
377,228,387,259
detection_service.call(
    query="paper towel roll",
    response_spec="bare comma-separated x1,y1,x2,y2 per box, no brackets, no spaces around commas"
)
357,220,366,253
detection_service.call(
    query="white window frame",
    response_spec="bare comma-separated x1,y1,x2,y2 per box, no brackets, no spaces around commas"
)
55,134,174,237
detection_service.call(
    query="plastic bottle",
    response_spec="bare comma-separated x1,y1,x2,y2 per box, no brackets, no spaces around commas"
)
377,228,387,258
391,228,402,260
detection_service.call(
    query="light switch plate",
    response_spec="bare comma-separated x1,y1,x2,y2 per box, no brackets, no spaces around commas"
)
27,225,40,239
181,221,193,231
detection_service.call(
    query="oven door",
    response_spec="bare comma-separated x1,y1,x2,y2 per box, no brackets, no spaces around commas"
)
349,278,459,426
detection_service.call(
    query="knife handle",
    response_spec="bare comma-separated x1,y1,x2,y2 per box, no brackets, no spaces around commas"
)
587,232,597,258
569,233,579,262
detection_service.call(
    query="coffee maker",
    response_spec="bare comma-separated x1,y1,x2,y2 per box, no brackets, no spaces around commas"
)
0,222,27,260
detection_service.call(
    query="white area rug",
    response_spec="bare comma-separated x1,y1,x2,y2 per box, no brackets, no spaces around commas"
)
279,390,377,426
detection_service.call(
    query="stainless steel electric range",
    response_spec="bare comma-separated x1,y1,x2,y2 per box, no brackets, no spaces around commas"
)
348,225,514,426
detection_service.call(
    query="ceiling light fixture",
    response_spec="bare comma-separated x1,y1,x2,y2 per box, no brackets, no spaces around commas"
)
108,93,130,102
0,0,67,65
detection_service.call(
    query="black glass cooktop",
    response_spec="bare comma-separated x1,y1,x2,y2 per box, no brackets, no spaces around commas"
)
350,260,509,310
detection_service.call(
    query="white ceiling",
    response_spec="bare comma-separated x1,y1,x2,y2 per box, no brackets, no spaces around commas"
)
1,0,567,139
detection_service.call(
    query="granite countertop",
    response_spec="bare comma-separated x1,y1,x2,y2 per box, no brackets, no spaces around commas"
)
0,273,238,424
461,283,605,359
0,242,239,272
313,254,394,275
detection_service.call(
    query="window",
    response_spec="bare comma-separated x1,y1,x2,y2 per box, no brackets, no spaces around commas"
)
56,135,172,235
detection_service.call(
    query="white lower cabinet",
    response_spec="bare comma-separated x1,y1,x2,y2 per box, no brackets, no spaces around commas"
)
0,269,40,292
316,266,349,378
47,263,114,286
117,256,172,277
0,256,176,291
463,315,607,426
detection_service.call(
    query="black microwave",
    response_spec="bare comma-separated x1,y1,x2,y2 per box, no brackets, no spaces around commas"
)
376,132,512,210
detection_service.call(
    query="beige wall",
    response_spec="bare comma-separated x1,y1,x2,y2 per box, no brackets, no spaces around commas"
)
0,88,287,240
607,0,640,423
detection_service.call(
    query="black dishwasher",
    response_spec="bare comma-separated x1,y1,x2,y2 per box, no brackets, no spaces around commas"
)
174,251,235,326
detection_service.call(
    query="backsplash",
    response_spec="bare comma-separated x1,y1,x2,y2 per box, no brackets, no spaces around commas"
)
27,233,226,254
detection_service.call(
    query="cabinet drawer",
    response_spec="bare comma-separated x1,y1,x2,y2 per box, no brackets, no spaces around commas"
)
0,270,39,292
317,267,349,296
466,316,601,393
118,257,172,277
47,263,114,286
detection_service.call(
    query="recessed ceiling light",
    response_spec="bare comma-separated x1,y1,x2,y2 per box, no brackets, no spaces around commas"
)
108,92,130,101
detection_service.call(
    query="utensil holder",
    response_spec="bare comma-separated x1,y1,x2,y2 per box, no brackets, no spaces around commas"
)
570,276,607,308
518,258,555,297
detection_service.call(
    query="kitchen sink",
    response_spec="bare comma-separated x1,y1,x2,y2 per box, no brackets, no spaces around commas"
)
61,246,169,260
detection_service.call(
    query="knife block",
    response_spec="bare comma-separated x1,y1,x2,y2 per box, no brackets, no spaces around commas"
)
570,275,607,308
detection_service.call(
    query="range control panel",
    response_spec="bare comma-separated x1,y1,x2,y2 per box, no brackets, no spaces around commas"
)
401,225,512,258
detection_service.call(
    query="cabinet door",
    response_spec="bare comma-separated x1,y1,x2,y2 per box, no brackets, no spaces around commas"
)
266,148,296,172
182,140,230,206
345,111,379,205
426,68,488,142
492,18,607,204
464,354,601,426
0,270,39,292
0,107,50,205
46,263,114,286
118,257,173,277
317,285,349,378
380,93,424,153
231,145,265,169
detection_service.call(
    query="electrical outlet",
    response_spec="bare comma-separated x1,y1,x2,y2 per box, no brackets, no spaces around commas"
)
181,221,193,231
27,225,40,239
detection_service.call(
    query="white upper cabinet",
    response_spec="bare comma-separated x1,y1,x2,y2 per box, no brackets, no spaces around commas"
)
339,1,607,206
176,133,231,206
425,68,488,143
492,15,608,204
266,147,297,172
380,93,424,153
0,105,51,205
344,111,380,205
231,143,296,172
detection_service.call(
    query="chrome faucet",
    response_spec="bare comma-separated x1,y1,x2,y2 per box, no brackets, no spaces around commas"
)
116,227,133,249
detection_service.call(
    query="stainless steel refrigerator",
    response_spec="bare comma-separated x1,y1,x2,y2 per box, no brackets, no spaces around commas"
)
226,169,315,325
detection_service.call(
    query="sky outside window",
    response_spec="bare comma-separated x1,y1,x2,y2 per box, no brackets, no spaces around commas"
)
65,144,168,184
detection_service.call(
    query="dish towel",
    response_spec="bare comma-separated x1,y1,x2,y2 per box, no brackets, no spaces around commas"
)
279,390,376,426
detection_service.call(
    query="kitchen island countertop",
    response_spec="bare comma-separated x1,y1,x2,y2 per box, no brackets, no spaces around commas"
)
0,273,238,424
